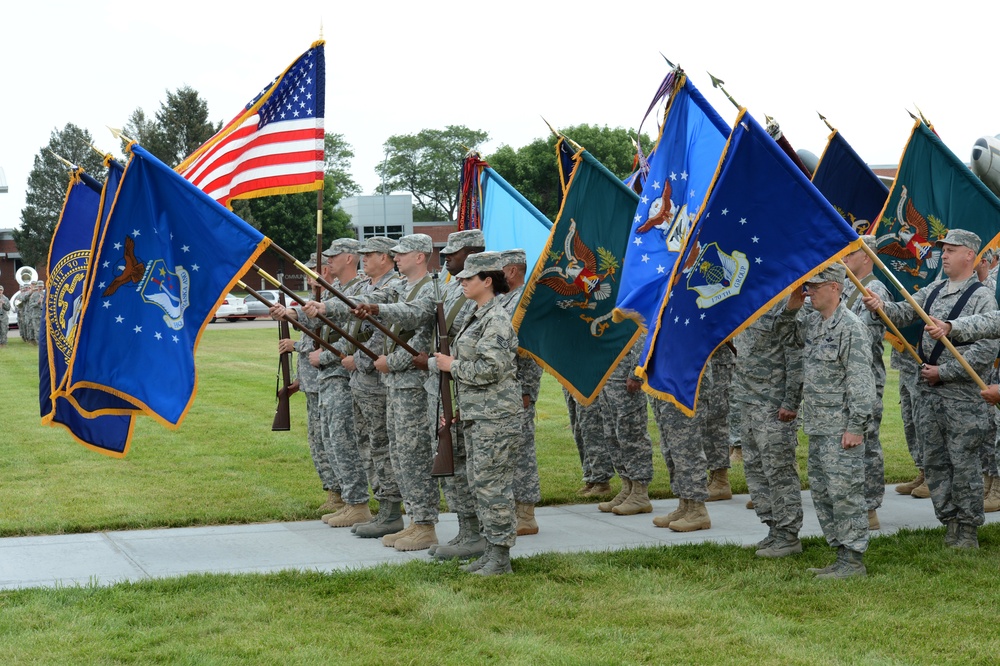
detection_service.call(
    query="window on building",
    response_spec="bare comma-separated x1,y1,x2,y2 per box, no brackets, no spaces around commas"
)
361,225,404,239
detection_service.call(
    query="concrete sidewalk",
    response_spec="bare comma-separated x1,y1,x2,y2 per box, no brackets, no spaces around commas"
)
2,485,995,590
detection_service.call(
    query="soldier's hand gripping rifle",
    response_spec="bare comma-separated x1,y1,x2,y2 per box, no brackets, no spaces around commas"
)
431,272,455,477
272,292,296,432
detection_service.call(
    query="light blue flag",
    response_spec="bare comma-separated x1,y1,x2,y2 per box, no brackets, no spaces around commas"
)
65,143,270,427
481,167,552,272
614,71,729,370
642,109,861,414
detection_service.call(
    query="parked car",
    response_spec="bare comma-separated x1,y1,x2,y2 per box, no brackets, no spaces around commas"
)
7,290,20,329
243,289,305,319
212,294,249,322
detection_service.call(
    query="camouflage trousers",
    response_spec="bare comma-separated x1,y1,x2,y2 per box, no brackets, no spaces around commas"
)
914,390,988,527
651,398,708,501
984,367,1000,478
704,358,732,471
305,390,338,492
513,400,542,504
386,386,438,524
439,418,477,518
568,391,615,484
864,393,885,511
597,380,653,484
352,388,400,504
898,368,922,470
740,403,803,535
728,393,742,448
464,417,519,548
319,377,368,506
808,434,869,553
0,318,8,345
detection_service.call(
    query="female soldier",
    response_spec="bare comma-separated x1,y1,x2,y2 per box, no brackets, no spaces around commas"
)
431,251,521,576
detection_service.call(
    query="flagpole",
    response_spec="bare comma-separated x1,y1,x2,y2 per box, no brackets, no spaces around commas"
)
314,189,323,300
858,243,989,390
841,262,922,364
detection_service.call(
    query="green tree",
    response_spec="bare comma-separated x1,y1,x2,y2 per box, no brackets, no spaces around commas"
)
486,124,647,221
377,125,489,221
325,133,361,200
15,124,108,268
123,86,220,166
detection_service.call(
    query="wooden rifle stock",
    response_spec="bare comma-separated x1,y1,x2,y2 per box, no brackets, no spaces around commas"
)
431,276,455,477
272,292,295,431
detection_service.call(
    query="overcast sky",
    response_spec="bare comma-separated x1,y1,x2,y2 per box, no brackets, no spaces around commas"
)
2,0,998,230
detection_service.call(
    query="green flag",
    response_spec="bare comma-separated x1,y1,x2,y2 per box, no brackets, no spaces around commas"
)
873,120,1000,345
512,139,640,405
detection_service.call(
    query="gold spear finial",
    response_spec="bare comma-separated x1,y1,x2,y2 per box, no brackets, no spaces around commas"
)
107,126,135,144
47,150,77,171
817,111,835,132
541,116,561,138
914,104,933,129
708,72,740,111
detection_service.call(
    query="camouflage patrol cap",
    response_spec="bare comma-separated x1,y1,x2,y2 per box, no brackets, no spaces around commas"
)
859,235,878,252
322,237,360,257
390,233,433,254
456,251,505,279
358,236,396,254
805,262,846,284
500,248,527,266
440,229,485,255
936,229,982,253
304,252,318,269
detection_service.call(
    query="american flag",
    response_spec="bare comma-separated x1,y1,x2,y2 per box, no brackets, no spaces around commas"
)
176,41,325,208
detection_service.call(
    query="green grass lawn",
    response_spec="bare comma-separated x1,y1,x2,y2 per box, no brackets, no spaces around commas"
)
3,327,977,664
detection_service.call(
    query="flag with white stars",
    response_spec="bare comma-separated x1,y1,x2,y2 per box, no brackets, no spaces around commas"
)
513,140,640,405
40,164,138,456
641,109,861,415
613,72,728,368
177,41,325,208
65,144,270,428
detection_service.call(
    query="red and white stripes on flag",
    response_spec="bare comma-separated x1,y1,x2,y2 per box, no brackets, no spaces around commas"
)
176,41,326,208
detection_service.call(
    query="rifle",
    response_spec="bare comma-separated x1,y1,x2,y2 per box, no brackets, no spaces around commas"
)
430,272,455,477
272,291,296,431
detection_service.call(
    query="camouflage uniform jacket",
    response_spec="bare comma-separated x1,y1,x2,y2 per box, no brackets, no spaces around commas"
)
316,275,366,381
777,302,875,436
371,274,434,390
450,296,520,421
290,308,322,393
945,307,1000,343
842,274,891,390
880,275,1000,399
347,271,400,393
732,299,803,411
500,284,543,403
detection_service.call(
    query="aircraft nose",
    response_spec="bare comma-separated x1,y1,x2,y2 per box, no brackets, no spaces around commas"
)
971,137,991,178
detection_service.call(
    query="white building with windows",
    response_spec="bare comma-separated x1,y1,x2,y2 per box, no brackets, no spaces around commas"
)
338,194,413,241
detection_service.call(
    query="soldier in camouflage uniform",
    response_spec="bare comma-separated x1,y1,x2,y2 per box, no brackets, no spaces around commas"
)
868,229,1000,549
705,345,735,501
779,262,875,578
499,249,543,535
842,236,892,529
0,285,10,347
432,252,521,576
595,332,655,516
571,393,615,496
338,235,441,551
280,254,343,514
345,239,406,538
733,298,804,558
29,281,45,343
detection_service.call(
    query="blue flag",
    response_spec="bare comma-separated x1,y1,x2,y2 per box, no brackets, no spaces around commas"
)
481,167,553,272
641,109,861,414
614,73,729,358
811,129,889,236
65,144,270,427
41,167,137,456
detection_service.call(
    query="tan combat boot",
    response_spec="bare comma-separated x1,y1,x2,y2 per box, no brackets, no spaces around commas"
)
576,482,595,496
322,504,350,524
613,482,653,515
985,477,1000,513
910,474,931,499
895,470,924,495
326,503,373,528
868,509,880,531
516,503,539,535
729,446,743,464
669,500,711,532
653,498,687,528
318,490,345,513
581,481,612,497
394,523,438,551
746,498,755,509
382,520,415,548
599,479,632,512
706,469,733,501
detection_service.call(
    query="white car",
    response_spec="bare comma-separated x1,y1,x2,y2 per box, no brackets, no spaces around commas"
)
7,290,21,329
212,294,249,322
